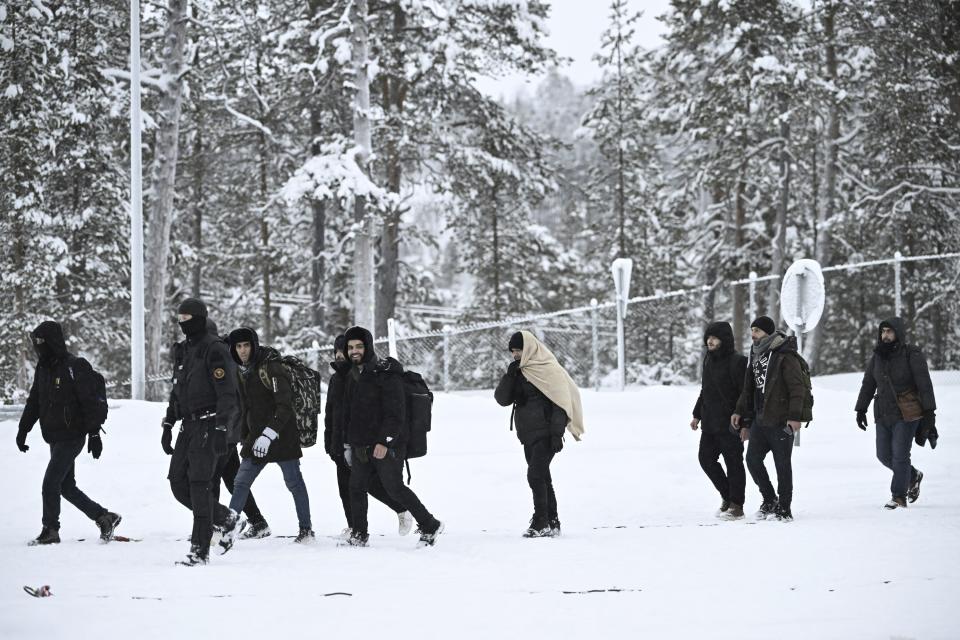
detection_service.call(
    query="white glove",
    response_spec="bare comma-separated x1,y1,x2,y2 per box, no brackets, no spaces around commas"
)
253,427,279,458
344,444,353,467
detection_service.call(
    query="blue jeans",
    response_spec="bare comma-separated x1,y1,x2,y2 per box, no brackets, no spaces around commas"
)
230,458,311,530
876,419,920,499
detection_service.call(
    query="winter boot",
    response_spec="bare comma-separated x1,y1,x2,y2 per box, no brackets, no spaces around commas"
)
28,527,60,546
884,496,907,510
523,517,551,538
218,509,244,555
721,503,745,520
340,530,369,547
398,511,414,536
239,519,272,540
756,500,778,520
717,499,730,515
907,470,924,504
295,527,315,543
547,517,562,537
774,504,793,521
96,512,122,542
417,521,445,548
176,546,209,567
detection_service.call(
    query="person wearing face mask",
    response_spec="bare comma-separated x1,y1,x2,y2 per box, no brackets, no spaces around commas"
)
16,321,121,546
168,298,240,566
855,317,937,509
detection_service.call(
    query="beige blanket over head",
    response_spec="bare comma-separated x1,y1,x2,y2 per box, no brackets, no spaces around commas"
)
518,330,585,441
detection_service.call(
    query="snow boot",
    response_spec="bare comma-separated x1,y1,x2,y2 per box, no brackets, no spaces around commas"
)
28,527,60,546
721,503,744,520
756,500,778,520
774,504,793,521
717,499,730,515
340,530,369,547
295,527,315,543
96,512,122,542
239,519,272,540
218,509,244,555
176,546,209,567
907,470,923,504
523,517,551,538
547,517,562,537
417,521,444,548
398,511,414,536
885,496,907,510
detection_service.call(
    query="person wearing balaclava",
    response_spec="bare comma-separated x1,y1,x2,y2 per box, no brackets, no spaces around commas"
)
168,298,240,566
16,321,121,546
495,330,584,538
323,334,412,538
855,317,937,509
732,316,806,522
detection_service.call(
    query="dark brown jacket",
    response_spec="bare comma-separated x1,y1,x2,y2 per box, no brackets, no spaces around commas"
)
735,332,806,426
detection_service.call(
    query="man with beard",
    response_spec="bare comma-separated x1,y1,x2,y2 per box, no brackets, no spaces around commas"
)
732,316,807,521
855,317,937,509
169,298,240,565
341,326,443,548
163,319,271,542
691,321,748,519
16,321,121,545
324,335,412,538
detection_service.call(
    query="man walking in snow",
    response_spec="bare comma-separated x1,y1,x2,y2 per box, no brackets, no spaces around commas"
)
855,317,937,509
691,321,747,519
341,326,443,548
16,321,121,545
732,316,806,521
495,331,584,537
218,327,314,551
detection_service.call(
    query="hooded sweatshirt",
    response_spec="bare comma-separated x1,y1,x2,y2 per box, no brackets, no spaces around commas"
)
693,321,748,434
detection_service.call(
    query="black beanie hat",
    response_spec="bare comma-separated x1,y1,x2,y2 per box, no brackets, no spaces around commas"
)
508,331,524,351
333,335,347,354
177,297,208,318
751,316,776,336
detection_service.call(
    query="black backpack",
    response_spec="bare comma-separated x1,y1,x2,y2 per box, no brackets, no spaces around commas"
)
791,352,815,425
68,357,108,431
259,353,323,448
401,370,434,459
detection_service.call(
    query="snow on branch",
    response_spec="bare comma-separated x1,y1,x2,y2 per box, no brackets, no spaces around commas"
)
281,141,393,207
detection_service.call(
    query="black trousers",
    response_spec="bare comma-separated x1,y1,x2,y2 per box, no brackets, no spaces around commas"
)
171,420,230,557
698,430,746,506
42,436,107,529
334,455,405,529
169,435,263,527
746,423,795,509
348,447,437,536
523,438,558,525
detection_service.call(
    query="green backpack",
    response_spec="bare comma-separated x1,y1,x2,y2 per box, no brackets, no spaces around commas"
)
792,353,815,425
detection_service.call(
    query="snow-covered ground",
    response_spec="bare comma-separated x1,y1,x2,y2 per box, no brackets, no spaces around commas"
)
2,372,958,639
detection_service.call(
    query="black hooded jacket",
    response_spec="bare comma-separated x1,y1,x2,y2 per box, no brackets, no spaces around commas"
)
322,336,349,457
228,328,301,462
18,321,102,443
693,321,748,434
341,327,407,449
174,316,240,440
735,331,806,426
855,317,936,426
165,318,221,425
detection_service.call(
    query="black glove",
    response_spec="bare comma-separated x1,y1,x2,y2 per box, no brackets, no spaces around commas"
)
507,360,520,376
916,411,938,449
211,426,228,456
88,433,102,459
161,425,174,456
922,410,936,431
16,430,28,453
550,435,564,453
856,411,868,431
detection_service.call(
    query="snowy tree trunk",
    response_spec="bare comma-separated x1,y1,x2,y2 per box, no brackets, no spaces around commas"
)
768,92,791,325
351,0,375,330
309,100,326,331
732,173,748,346
190,124,204,297
145,0,188,393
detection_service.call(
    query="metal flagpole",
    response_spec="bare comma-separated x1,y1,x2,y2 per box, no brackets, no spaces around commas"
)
129,0,145,400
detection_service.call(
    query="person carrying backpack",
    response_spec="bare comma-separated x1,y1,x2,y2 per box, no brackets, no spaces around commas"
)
732,316,808,522
218,327,314,551
855,317,937,509
495,331,584,538
15,321,121,546
341,326,443,548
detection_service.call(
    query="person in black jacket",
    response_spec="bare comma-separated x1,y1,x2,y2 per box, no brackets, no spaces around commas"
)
168,298,240,566
494,332,567,538
855,317,937,509
342,326,443,548
16,321,121,546
163,319,270,541
323,335,411,538
690,321,748,519
218,327,314,551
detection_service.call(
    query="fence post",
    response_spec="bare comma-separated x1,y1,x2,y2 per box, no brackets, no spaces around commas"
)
442,325,450,392
894,251,903,316
748,271,757,325
590,298,599,391
387,318,398,359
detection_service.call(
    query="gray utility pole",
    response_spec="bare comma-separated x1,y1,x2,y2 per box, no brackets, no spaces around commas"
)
129,0,145,400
